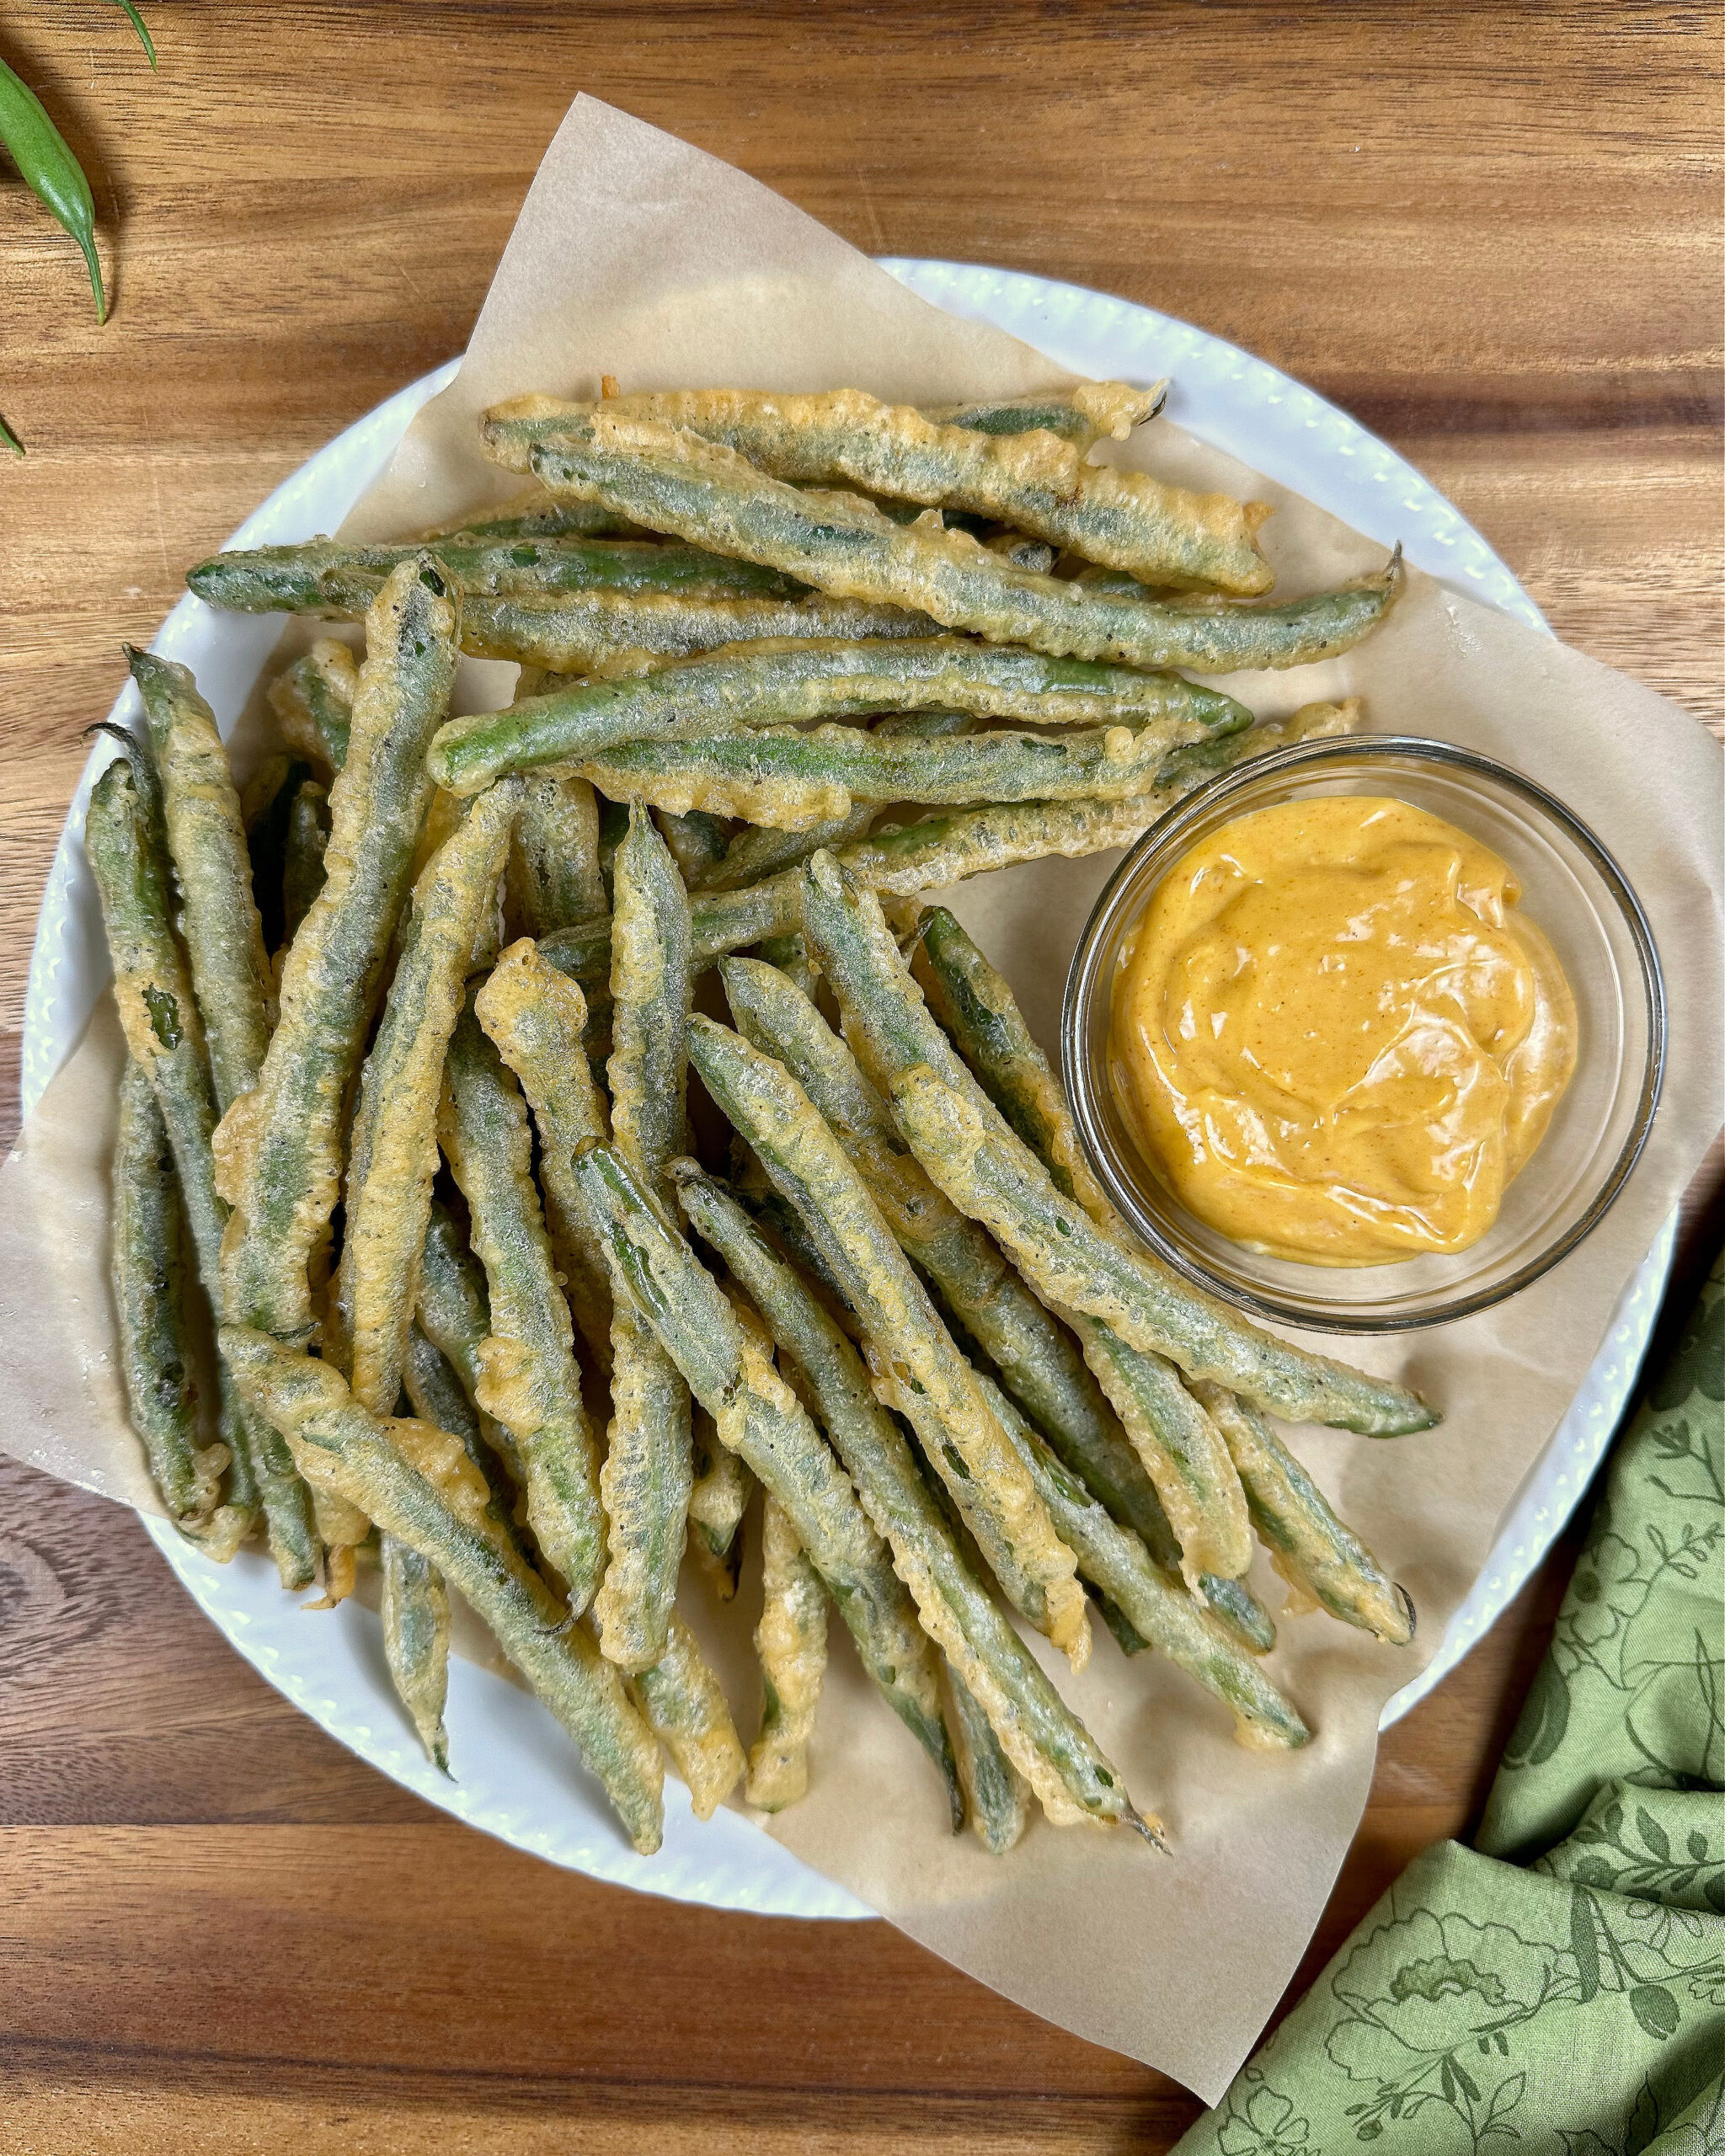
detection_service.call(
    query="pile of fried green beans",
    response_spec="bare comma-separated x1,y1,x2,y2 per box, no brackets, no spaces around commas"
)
88,376,1427,1859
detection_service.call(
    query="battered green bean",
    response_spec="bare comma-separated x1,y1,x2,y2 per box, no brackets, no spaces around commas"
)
86,754,315,1585
912,905,1113,1221
220,557,459,1353
591,806,697,1670
112,1056,245,1553
926,382,1166,443
942,1658,1029,1854
128,648,275,1113
907,905,1275,1646
338,783,521,1421
473,941,615,1375
889,1065,1437,1437
500,413,1400,666
381,1535,451,1771
690,710,973,892
969,1367,1309,1750
439,1010,606,1609
532,703,1357,985
428,635,1248,797
631,1613,746,1821
465,589,932,676
571,1139,962,1822
688,1406,753,1596
401,1319,521,1526
415,489,641,543
1190,1382,1415,1645
670,1161,1146,1834
746,1494,827,1811
268,640,357,780
222,1326,664,1851
280,779,329,947
415,1203,524,1486
188,532,801,612
654,808,730,885
683,1012,1088,1663
485,382,1263,595
574,707,1220,830
505,771,606,937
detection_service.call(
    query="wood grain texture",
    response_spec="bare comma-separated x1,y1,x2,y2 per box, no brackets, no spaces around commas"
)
1,1,1720,2146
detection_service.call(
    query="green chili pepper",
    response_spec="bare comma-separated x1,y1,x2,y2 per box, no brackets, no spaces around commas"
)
0,57,105,322
1,414,22,457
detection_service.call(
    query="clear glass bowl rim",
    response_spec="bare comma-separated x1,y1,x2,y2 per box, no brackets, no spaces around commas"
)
1060,734,1669,1334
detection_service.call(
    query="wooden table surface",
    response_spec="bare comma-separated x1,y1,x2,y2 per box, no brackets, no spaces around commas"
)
2,3,1720,2148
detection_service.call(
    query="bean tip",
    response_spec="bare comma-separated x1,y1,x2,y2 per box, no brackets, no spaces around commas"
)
1124,1801,1171,1854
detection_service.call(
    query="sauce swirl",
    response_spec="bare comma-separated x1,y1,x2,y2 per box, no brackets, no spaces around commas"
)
1110,796,1577,1266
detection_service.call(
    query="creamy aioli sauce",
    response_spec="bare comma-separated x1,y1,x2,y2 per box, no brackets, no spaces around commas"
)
1110,796,1577,1265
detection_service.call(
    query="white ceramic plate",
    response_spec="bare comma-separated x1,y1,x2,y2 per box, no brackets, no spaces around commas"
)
23,263,1675,1918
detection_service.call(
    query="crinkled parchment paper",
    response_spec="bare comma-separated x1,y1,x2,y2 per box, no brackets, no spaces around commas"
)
2,96,1720,2103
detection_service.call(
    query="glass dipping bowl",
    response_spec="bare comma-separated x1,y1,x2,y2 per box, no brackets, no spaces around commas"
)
1061,736,1666,1333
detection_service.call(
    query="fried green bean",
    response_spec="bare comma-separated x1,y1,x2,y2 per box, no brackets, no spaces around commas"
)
188,533,801,613
942,1657,1029,1854
716,953,1247,1602
683,1012,1088,1663
926,382,1165,444
86,754,317,1584
428,633,1248,796
654,807,730,885
970,1367,1310,1749
574,704,1224,830
222,1326,664,1851
401,1319,520,1525
532,702,1356,984
470,589,933,676
690,710,971,892
415,1203,524,1486
890,1064,1437,1438
631,1613,746,1821
572,1139,962,1822
415,488,641,543
589,807,697,1669
268,639,357,780
128,648,275,1112
112,1056,246,1554
485,382,1263,595
380,1535,451,1771
907,906,1274,1646
338,782,521,1421
912,904,1114,1222
219,557,459,1353
688,1406,753,1596
472,941,615,1375
507,773,606,937
746,1494,827,1811
1190,1382,1415,1645
280,779,329,947
671,1161,1146,1833
439,1010,606,1608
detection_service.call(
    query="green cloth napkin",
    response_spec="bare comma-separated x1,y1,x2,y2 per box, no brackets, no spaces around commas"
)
1177,1251,1724,2155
